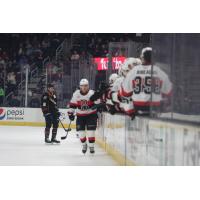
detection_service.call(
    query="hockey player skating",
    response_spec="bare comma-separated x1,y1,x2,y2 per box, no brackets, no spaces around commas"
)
118,47,172,114
41,83,61,144
67,79,100,154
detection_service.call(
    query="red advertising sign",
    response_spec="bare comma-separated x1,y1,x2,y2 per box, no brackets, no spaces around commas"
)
94,57,126,71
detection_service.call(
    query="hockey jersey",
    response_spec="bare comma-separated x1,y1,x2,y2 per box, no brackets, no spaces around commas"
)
41,91,58,115
68,89,100,116
111,76,124,92
119,64,172,107
111,76,135,115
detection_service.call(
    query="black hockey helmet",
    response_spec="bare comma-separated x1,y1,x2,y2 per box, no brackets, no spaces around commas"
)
141,47,152,63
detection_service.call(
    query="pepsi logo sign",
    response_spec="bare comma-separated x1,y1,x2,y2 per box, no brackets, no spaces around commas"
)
0,108,6,120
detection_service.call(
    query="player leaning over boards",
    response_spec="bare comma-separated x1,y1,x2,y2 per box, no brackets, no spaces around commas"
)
111,57,142,118
41,84,61,144
118,47,172,115
67,79,100,154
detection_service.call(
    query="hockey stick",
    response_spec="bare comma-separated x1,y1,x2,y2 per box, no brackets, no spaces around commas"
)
60,119,72,140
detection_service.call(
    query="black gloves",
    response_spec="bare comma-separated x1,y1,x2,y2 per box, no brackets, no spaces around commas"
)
68,113,75,121
109,105,116,115
91,103,107,113
90,82,110,101
90,91,102,101
56,111,61,119
99,81,110,93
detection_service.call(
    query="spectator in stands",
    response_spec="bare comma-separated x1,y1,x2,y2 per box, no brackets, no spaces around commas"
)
100,44,108,57
97,37,103,45
41,37,50,57
0,57,6,84
35,52,43,72
7,72,16,84
0,75,3,87
18,43,24,57
7,72,17,94
51,63,59,82
94,44,101,57
9,94,20,107
88,37,95,51
1,51,9,62
0,86,4,106
25,40,33,56
71,50,80,60
0,55,5,66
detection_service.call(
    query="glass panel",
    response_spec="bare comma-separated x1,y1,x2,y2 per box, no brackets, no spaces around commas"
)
151,33,200,123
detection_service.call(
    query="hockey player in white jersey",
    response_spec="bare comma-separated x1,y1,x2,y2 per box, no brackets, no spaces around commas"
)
118,47,172,114
112,57,142,92
109,73,119,86
104,73,119,113
111,57,141,117
90,73,119,115
67,79,100,154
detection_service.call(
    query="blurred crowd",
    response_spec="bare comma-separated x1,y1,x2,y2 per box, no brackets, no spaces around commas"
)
70,33,150,58
0,33,150,107
0,33,67,106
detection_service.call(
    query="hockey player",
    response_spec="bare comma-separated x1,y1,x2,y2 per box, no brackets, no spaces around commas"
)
118,47,172,114
111,58,141,117
104,73,119,114
109,73,119,86
67,79,100,154
90,58,142,116
89,74,119,115
41,83,60,144
112,57,142,92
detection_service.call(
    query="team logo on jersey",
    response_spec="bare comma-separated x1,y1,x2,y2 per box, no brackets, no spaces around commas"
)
80,100,89,111
0,108,6,120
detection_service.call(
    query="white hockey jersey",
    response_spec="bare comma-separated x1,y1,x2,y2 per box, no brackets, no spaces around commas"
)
68,89,100,116
110,76,135,115
119,64,172,107
111,76,124,92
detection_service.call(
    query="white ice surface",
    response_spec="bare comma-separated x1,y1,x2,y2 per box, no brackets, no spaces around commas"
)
0,126,118,166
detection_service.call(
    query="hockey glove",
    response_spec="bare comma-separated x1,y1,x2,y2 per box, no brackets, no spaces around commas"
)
56,111,61,119
99,81,109,93
90,91,102,101
109,105,116,115
68,113,75,121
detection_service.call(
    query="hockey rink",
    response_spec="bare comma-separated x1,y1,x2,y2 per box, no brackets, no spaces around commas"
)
0,126,118,166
